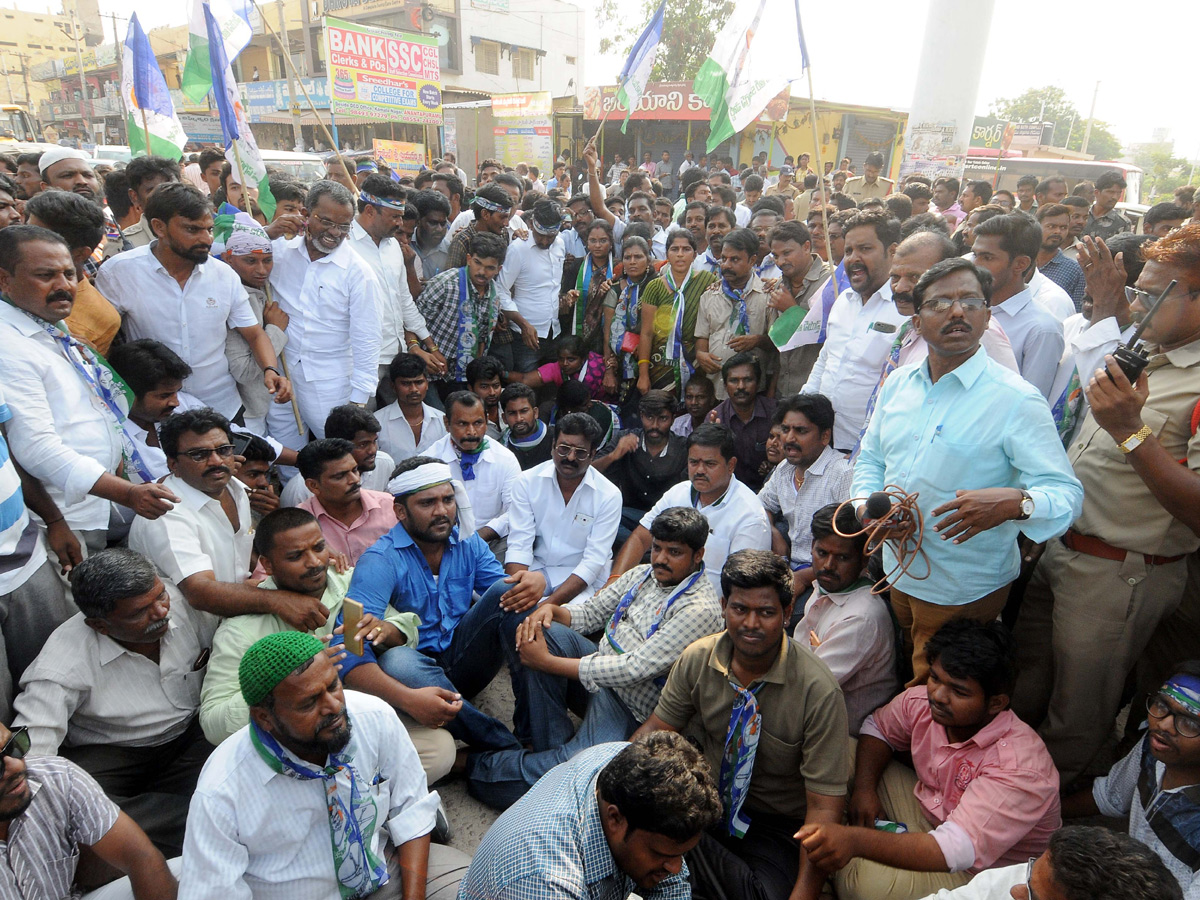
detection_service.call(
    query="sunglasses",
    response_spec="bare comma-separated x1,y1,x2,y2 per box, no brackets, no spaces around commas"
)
1024,856,1039,900
1,726,29,763
176,444,235,463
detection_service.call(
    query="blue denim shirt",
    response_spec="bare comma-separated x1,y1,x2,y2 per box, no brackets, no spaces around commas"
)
338,523,506,673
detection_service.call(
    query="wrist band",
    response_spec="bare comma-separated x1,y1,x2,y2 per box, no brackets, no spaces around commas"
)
637,359,650,367
264,366,282,377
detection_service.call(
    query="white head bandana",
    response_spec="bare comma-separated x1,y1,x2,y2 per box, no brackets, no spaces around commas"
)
387,463,475,535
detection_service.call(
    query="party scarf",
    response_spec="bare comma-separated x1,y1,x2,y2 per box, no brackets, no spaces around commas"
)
662,267,694,388
250,723,387,899
609,272,650,379
817,262,851,344
505,418,547,450
1052,369,1083,446
699,250,720,274
574,253,613,335
850,320,914,462
1137,733,1200,871
721,277,751,336
605,565,706,655
457,436,489,480
720,680,764,838
13,303,154,483
452,268,498,382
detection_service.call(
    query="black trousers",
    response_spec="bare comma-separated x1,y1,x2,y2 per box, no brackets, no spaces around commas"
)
687,811,803,900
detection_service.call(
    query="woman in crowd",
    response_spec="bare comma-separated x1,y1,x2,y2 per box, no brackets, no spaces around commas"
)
636,229,717,396
561,219,614,356
602,235,654,414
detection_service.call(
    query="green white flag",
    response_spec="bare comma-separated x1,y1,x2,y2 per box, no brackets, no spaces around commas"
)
181,0,253,104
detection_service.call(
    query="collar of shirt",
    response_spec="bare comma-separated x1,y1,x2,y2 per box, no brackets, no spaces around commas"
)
991,287,1033,316
811,577,876,608
95,614,179,665
1151,334,1200,370
578,776,621,886
257,568,352,613
0,301,50,338
279,233,353,269
387,519,466,551
304,488,393,528
639,432,671,458
805,444,845,478
706,631,792,686
917,345,989,391
168,472,242,517
717,394,773,425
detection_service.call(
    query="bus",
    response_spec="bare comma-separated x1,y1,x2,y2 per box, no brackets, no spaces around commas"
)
963,152,1144,205
0,105,42,144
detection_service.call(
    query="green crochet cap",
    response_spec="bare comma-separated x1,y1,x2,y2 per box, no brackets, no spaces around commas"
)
239,631,326,706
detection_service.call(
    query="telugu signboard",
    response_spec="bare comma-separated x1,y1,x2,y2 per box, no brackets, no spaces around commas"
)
323,16,442,125
372,138,424,175
582,82,710,121
492,91,552,172
970,117,1054,152
244,78,331,122
899,119,965,183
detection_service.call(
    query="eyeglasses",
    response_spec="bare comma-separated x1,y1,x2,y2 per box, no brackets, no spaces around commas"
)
312,214,353,233
1024,857,1039,900
1126,284,1200,307
553,444,592,461
0,726,29,764
918,297,989,313
1147,693,1200,738
177,444,235,463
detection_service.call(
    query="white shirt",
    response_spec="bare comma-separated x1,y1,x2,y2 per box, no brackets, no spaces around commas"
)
640,476,772,595
495,233,566,339
279,450,395,507
346,219,428,366
802,281,908,450
426,434,520,537
1028,269,1076,323
561,228,586,259
987,288,1064,401
506,460,622,596
14,591,207,755
269,235,383,404
376,401,447,463
1048,314,1134,443
180,691,440,900
735,203,753,227
612,219,668,260
129,473,253,642
794,580,898,736
96,244,257,418
0,304,122,531
917,863,1023,899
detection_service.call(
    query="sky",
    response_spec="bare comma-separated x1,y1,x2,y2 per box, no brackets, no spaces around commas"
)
15,0,1199,161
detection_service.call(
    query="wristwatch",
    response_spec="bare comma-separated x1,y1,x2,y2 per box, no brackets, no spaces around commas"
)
1017,491,1034,521
1119,424,1153,454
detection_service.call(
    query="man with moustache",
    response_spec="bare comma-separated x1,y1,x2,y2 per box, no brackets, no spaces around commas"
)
696,206,736,275
131,409,332,641
499,383,552,469
13,548,213,857
97,184,292,423
294,439,398,565
707,353,776,492
38,147,102,202
467,507,722,808
768,221,832,395
853,259,1081,685
494,200,568,374
1036,203,1086,308
181,632,473,900
375,354,447,463
758,394,853,600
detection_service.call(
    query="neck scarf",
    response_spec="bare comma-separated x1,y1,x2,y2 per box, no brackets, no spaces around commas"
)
453,267,497,382
662,267,694,388
701,251,720,273
817,262,851,344
505,418,547,449
574,253,613,335
720,680,764,838
609,271,651,379
11,302,154,483
1138,731,1200,871
250,723,387,899
456,437,488,480
721,276,751,335
1052,368,1083,446
606,565,706,657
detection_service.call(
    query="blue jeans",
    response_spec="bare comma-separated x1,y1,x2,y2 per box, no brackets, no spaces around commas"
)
617,506,649,548
378,579,525,752
466,623,640,809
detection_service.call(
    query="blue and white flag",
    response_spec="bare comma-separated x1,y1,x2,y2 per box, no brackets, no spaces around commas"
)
121,13,188,158
616,0,666,134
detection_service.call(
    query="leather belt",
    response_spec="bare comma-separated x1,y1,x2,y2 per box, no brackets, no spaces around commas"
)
1063,529,1185,567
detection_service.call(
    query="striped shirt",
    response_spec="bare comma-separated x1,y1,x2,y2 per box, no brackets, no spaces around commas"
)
757,447,855,568
0,757,118,899
459,742,691,900
0,395,44,595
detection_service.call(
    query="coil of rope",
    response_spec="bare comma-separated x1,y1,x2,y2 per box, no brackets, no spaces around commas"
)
834,485,930,594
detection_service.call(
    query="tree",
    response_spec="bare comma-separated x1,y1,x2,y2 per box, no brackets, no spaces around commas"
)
1133,145,1190,202
989,85,1123,161
594,0,734,82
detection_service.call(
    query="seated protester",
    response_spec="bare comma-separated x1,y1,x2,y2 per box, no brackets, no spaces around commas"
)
461,735,722,900
107,340,195,480
706,353,777,492
1060,661,1200,899
592,389,688,543
918,825,1183,900
794,504,897,736
762,422,785,479
465,354,506,439
130,409,327,639
635,550,850,900
199,509,454,785
500,382,553,469
280,404,396,506
547,379,620,456
0,719,179,899
338,456,544,751
671,373,717,439
612,423,771,595
503,413,622,611
800,620,1060,900
14,549,213,857
757,394,853,597
694,228,776,401
467,508,722,809
426,391,521,548
508,334,609,401
374,352,447,463
180,633,473,900
234,434,279,528
293,439,398,565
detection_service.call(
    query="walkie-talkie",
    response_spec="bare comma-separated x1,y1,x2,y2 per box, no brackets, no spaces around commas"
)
1111,279,1177,383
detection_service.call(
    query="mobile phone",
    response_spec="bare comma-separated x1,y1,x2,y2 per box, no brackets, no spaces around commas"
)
342,599,364,656
230,431,253,457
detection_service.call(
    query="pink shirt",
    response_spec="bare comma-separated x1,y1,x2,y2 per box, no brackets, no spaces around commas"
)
861,686,1060,873
896,320,1019,373
298,489,398,565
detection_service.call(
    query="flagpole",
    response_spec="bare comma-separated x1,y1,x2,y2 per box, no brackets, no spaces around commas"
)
796,0,835,271
249,0,358,197
139,107,149,157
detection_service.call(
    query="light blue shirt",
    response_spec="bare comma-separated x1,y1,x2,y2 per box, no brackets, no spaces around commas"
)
988,288,1064,400
852,347,1082,606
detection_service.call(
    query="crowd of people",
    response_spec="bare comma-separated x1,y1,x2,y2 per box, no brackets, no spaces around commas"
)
0,135,1196,900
